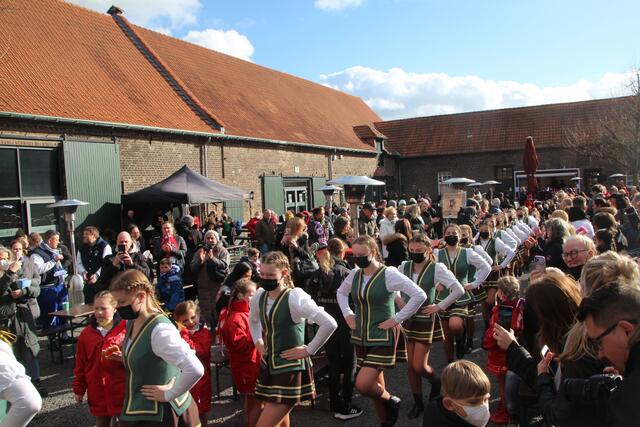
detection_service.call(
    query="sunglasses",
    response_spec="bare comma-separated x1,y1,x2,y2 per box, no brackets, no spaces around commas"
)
562,249,589,259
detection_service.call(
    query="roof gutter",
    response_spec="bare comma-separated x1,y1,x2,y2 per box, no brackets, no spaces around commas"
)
0,111,377,155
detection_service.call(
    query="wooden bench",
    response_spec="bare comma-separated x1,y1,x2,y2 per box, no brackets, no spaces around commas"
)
37,323,74,364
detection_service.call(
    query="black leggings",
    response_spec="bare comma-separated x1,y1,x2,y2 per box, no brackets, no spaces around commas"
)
324,323,357,412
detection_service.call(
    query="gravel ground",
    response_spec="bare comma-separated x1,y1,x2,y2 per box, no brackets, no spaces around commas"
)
29,313,504,427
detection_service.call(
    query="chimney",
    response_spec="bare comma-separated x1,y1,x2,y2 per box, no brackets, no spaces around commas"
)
107,5,124,16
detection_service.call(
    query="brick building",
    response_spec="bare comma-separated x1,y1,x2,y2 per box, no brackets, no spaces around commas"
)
0,0,382,239
374,97,630,199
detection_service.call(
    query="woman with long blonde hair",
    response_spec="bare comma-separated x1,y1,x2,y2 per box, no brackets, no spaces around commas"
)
249,251,337,427
109,269,203,425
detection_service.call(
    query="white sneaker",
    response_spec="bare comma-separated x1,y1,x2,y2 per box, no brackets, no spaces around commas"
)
334,406,364,421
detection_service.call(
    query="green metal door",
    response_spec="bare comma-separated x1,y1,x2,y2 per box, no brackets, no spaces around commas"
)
312,177,327,208
262,176,285,217
223,200,245,221
63,141,121,232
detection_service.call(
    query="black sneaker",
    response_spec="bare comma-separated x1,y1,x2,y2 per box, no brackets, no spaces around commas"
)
382,396,401,427
407,402,424,419
334,406,364,421
428,379,441,401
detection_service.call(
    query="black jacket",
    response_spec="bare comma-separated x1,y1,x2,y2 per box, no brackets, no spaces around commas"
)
383,233,408,267
306,258,350,324
96,251,151,293
606,340,640,426
536,355,606,427
423,397,473,427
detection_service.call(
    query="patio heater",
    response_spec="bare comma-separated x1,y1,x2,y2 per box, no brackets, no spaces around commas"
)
483,180,501,200
327,176,384,238
320,184,341,216
48,199,89,276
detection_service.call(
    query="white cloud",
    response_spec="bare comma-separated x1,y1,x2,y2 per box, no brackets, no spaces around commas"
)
183,29,255,61
320,66,635,119
67,0,201,29
314,0,364,11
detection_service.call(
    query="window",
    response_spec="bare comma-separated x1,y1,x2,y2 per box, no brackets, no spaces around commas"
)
495,166,514,182
437,171,452,183
20,149,60,197
437,171,452,195
0,149,19,198
0,147,61,240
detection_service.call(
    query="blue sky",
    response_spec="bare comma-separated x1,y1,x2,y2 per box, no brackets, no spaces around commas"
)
70,0,640,119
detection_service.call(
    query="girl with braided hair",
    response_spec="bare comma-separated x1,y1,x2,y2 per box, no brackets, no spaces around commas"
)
249,251,337,427
109,269,203,426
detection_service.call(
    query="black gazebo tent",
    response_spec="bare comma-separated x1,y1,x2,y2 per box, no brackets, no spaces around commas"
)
122,165,247,204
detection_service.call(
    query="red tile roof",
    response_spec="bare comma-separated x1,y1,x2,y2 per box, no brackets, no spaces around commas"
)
0,0,215,133
374,97,630,158
135,26,379,151
0,0,380,152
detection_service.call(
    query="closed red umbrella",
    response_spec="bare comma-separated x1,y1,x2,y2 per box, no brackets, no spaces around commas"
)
523,136,539,196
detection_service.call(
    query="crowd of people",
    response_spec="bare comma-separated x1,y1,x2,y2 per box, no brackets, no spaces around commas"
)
2,181,640,426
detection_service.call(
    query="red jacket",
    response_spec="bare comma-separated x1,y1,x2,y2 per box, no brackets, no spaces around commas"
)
72,318,126,417
483,298,524,375
221,300,260,393
245,217,260,240
180,324,212,414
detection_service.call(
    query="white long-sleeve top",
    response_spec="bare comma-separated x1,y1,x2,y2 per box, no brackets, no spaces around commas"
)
496,229,518,250
433,247,491,289
378,217,398,259
510,224,529,242
0,340,42,426
472,245,493,266
249,287,337,356
515,220,533,236
337,266,426,324
29,253,58,276
75,244,112,278
124,322,204,402
477,237,516,269
398,261,465,311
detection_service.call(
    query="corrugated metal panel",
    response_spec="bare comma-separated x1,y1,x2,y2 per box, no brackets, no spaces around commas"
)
63,141,121,232
223,200,244,221
312,176,327,208
262,176,284,217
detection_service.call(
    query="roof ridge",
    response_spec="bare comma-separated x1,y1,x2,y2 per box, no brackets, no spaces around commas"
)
109,10,225,132
375,95,633,125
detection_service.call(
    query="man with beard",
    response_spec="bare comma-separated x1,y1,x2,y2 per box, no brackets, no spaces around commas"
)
76,226,112,303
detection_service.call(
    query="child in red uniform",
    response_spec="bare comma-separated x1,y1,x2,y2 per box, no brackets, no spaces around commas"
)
175,301,212,426
221,278,261,427
73,291,126,427
483,276,524,425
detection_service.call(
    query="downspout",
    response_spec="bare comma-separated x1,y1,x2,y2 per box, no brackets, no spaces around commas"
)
220,139,225,179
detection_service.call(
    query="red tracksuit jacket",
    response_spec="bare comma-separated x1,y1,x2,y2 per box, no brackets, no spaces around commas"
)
72,317,126,417
220,299,260,394
180,323,212,414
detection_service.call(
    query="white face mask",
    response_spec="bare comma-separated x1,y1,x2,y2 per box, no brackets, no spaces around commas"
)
459,402,490,427
0,259,9,271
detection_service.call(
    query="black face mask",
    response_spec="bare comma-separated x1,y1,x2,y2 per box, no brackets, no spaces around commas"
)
117,303,140,320
566,265,584,280
408,252,426,263
445,235,459,246
260,278,280,292
479,231,490,239
596,244,610,254
353,255,372,269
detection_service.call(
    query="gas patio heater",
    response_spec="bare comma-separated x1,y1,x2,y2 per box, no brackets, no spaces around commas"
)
320,184,342,215
483,180,501,200
327,176,384,238
48,199,89,276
